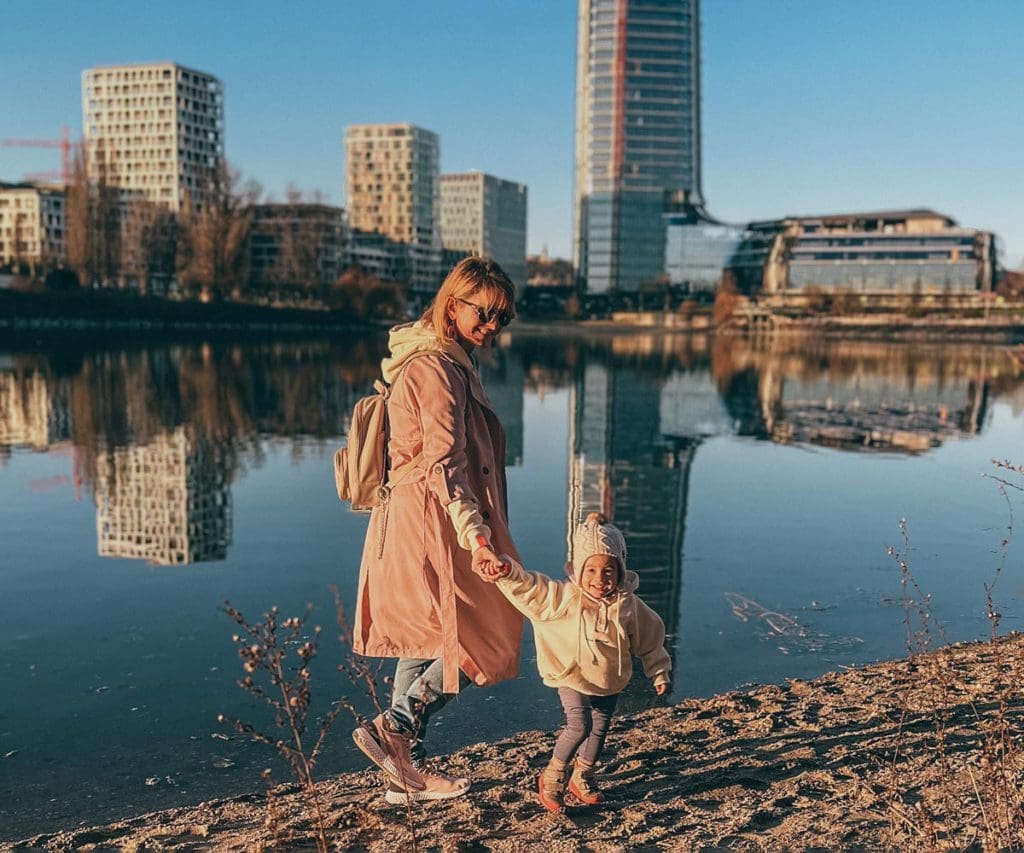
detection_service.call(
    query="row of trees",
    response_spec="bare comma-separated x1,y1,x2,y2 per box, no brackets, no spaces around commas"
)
57,151,404,318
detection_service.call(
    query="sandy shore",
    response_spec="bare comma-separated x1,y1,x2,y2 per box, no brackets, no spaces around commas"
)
11,633,1024,851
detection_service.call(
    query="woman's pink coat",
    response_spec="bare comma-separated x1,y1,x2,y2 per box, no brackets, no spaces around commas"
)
353,330,523,693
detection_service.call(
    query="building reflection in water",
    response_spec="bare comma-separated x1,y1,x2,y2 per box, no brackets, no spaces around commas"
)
95,426,232,565
564,339,731,708
0,337,387,566
0,364,72,453
478,344,526,467
713,337,993,453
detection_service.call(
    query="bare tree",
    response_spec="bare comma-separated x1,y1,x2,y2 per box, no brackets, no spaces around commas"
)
177,164,261,300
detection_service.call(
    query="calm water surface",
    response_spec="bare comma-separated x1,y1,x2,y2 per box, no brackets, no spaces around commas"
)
1,330,1023,838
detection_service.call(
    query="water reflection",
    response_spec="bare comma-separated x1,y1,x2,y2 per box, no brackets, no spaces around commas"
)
96,426,232,564
714,337,995,453
1,333,1021,574
0,336,387,564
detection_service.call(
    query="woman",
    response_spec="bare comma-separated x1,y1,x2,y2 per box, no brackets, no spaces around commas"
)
351,257,524,802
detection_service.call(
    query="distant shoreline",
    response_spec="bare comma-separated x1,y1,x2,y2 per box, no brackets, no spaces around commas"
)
3,289,1024,345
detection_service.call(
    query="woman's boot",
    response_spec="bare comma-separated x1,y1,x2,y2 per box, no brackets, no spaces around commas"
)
568,759,604,805
538,757,569,813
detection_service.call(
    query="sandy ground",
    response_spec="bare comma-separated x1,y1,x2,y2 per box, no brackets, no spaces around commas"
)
10,633,1024,851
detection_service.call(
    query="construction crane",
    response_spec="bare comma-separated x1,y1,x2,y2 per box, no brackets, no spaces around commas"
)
0,125,79,184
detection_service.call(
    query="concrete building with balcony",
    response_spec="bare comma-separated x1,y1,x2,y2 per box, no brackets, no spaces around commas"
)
344,123,441,295
82,62,224,212
726,209,995,296
573,0,703,293
439,171,528,287
0,182,67,268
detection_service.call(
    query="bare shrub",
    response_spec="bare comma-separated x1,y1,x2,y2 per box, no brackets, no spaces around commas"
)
879,460,1024,848
219,601,338,852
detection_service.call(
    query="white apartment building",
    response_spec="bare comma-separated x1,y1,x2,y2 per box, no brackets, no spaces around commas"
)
439,171,528,288
82,62,224,212
344,123,441,294
0,183,67,268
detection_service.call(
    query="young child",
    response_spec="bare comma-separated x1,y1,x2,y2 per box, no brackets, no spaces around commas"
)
479,512,671,812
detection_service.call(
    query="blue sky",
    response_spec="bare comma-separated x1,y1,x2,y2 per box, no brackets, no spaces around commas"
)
4,1,1022,265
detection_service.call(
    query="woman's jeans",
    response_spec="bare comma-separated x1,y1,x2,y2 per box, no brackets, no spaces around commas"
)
386,658,471,765
553,687,619,765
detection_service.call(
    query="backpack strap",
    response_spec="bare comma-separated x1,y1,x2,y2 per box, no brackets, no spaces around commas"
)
376,350,452,501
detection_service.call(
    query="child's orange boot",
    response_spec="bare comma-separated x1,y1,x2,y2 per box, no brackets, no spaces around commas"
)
568,759,604,805
538,758,568,813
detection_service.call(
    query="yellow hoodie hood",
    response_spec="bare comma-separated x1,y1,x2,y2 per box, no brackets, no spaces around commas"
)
380,321,476,384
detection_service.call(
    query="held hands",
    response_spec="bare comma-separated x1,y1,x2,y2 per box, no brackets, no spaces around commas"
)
472,543,510,581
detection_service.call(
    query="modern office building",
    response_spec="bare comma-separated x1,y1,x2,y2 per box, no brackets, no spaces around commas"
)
573,0,703,293
0,182,67,268
344,123,441,294
664,209,745,293
439,172,528,288
249,203,347,292
727,210,995,295
82,62,224,212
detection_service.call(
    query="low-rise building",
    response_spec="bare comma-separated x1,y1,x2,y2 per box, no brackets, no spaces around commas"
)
726,209,994,295
0,182,67,269
249,203,346,294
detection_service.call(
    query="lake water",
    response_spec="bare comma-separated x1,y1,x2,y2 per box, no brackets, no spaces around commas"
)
2,329,1023,839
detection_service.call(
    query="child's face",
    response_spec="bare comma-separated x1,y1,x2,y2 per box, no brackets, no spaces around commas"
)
580,555,619,599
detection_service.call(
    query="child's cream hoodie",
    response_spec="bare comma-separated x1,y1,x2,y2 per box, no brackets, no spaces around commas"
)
496,558,671,696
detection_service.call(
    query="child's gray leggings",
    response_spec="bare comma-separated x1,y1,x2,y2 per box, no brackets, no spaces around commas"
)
553,687,619,765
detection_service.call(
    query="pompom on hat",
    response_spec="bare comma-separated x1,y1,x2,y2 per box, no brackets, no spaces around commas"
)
571,512,627,581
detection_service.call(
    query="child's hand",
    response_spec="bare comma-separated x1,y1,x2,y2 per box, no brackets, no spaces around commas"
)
477,560,507,581
473,548,510,581
654,681,670,696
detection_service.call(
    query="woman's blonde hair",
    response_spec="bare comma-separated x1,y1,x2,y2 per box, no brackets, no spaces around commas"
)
422,256,516,341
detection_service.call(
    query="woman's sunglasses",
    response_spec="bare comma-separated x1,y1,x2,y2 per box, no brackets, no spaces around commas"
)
456,297,512,327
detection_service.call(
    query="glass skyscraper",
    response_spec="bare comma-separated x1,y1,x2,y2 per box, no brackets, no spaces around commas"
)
573,0,702,293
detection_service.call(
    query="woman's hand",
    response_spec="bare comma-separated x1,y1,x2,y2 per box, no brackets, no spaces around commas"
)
654,681,670,696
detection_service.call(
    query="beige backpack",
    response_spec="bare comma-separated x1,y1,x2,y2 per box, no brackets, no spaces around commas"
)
333,353,430,512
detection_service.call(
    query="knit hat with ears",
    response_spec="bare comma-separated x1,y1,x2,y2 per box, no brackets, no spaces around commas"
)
571,512,628,582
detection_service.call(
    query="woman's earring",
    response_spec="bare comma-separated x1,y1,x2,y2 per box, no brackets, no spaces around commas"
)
444,318,457,340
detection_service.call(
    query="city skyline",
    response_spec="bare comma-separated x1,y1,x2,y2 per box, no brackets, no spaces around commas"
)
4,0,1022,266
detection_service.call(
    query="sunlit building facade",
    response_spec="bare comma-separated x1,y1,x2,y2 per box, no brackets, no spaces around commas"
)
0,183,67,268
82,62,224,212
727,210,995,295
344,123,441,294
574,0,703,293
439,172,528,288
